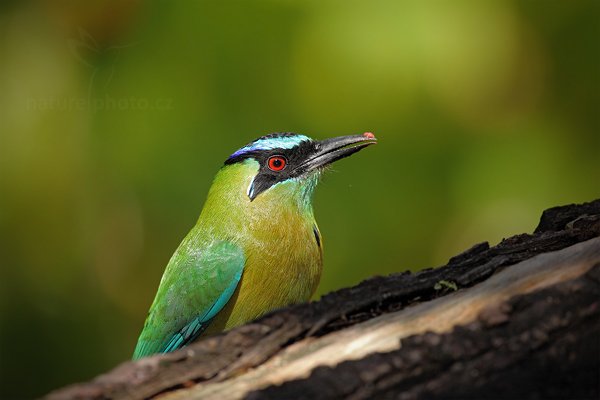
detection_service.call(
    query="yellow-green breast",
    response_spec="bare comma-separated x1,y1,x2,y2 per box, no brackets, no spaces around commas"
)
198,160,323,334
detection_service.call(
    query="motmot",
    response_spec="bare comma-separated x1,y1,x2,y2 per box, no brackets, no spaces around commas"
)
133,132,377,359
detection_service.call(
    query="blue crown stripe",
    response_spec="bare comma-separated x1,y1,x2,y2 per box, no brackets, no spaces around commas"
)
229,134,311,159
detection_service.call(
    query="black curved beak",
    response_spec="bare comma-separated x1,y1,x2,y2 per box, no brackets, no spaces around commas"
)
301,133,377,173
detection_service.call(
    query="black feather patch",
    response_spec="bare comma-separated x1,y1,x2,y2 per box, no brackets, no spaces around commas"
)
313,225,321,248
225,134,319,200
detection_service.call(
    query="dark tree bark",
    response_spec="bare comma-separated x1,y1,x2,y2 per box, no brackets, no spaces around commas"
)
46,200,600,400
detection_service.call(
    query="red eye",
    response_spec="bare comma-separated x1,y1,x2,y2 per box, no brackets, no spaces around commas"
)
267,156,287,171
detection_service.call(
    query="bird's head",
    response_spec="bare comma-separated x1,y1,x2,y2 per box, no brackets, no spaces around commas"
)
223,132,376,202
204,132,376,219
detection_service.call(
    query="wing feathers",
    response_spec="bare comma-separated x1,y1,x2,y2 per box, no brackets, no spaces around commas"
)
133,239,245,359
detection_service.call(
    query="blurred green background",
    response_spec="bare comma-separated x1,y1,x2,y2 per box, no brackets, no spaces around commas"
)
0,0,598,398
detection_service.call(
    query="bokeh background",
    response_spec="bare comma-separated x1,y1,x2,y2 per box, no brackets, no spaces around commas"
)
0,0,598,398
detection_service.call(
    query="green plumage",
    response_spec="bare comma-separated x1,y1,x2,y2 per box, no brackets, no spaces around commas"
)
133,240,244,358
133,133,376,359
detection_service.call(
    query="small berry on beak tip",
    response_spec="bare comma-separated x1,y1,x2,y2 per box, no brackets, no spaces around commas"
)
363,132,375,139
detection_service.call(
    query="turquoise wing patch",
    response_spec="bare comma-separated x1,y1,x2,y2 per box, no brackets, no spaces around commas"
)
161,268,242,353
133,240,245,359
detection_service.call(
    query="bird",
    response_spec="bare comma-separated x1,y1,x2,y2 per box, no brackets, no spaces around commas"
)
132,132,377,359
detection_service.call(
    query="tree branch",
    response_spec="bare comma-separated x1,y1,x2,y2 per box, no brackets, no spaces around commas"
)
46,199,600,400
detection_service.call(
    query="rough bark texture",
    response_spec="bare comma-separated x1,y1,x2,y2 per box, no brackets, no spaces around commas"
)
250,262,600,400
46,199,600,400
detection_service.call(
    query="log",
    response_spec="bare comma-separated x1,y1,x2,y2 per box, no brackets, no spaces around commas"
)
46,200,600,400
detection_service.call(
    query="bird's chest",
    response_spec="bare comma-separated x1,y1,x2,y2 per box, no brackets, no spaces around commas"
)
225,210,322,326
247,213,322,300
